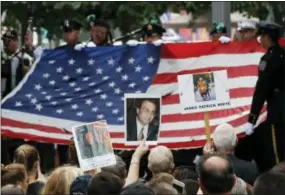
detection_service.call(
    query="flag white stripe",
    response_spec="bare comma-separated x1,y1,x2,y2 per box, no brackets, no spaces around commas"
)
157,53,263,74
148,76,258,96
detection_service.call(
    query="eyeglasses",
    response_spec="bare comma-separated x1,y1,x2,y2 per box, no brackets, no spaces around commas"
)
140,108,156,117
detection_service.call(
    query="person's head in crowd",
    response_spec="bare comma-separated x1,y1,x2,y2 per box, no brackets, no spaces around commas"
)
256,21,281,49
150,182,178,195
196,153,236,195
172,166,198,181
272,161,285,174
1,30,18,54
101,155,127,185
121,182,154,195
148,172,174,187
211,123,237,154
237,20,257,41
136,99,158,127
87,171,123,195
61,19,82,46
141,18,166,43
210,22,227,41
253,171,285,195
148,146,174,175
182,179,200,195
1,163,28,192
41,166,83,195
70,175,92,195
14,144,40,184
86,14,112,46
1,184,25,195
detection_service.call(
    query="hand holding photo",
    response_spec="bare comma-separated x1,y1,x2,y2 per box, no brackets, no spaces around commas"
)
72,121,116,171
124,93,162,146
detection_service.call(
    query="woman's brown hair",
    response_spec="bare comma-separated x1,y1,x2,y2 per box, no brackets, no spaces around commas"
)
1,163,27,187
14,144,39,172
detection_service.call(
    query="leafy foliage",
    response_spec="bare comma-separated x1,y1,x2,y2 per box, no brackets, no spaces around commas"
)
1,1,284,40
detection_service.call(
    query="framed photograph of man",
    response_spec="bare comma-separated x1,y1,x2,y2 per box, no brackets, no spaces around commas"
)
124,93,162,146
72,120,116,171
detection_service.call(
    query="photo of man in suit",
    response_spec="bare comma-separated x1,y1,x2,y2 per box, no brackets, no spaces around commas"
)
126,98,160,142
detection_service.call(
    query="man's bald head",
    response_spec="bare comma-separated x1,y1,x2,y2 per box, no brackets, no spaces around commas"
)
196,154,235,195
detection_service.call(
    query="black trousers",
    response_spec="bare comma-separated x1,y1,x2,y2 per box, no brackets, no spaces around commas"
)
235,121,284,173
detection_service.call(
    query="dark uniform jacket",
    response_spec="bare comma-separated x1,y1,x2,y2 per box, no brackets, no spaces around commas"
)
1,50,31,97
248,45,285,125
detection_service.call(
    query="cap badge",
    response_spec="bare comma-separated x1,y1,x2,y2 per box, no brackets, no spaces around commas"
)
147,24,153,31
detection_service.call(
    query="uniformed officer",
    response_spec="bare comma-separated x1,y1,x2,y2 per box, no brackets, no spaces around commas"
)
57,19,82,49
141,18,166,44
209,22,231,43
237,20,257,41
244,21,284,172
1,30,33,97
125,17,166,46
85,14,113,47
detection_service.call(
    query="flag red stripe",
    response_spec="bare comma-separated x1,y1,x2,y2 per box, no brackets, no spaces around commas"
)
161,41,265,58
153,65,258,84
160,39,284,59
162,105,250,123
162,88,254,105
2,129,69,145
1,117,66,134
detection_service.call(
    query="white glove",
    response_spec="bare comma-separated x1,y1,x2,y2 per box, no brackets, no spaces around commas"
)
152,39,163,46
86,42,96,48
126,40,139,47
74,43,85,51
219,36,231,44
245,122,254,135
113,41,123,46
193,155,201,165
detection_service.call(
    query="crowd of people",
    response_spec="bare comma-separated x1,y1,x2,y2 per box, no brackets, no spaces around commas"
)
2,123,285,195
1,12,285,195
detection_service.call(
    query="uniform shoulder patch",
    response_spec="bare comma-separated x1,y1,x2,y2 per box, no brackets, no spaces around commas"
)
259,60,267,71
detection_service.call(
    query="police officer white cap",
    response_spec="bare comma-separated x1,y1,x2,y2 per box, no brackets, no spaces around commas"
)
237,20,257,31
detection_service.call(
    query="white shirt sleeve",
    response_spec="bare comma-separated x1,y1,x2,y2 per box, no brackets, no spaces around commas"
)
10,56,19,89
33,46,43,61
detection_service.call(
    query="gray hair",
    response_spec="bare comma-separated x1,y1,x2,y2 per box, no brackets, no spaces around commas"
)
148,146,174,174
213,123,237,152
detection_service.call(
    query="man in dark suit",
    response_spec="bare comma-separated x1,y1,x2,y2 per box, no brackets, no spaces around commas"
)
126,99,159,141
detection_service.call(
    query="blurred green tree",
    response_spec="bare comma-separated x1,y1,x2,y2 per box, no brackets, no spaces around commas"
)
1,1,284,42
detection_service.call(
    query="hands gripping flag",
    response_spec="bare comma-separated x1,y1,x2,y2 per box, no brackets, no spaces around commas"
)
2,40,284,149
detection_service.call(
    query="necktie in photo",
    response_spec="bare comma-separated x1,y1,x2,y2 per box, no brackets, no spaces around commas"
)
139,127,144,141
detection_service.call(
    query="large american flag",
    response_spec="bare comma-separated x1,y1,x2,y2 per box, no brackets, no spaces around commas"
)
1,40,284,149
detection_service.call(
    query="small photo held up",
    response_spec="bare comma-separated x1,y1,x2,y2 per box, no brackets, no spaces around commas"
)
124,93,162,146
72,120,116,172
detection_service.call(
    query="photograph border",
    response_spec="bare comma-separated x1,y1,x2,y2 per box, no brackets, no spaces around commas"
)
71,120,116,171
